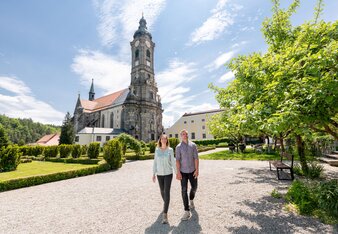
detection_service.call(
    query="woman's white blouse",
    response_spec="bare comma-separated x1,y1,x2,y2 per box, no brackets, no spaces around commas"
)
153,147,177,176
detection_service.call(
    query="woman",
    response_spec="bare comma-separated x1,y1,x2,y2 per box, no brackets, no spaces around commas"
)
152,134,176,224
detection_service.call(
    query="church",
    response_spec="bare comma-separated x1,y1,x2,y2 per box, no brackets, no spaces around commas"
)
73,16,163,142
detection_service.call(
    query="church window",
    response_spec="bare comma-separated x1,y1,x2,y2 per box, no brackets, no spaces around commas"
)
110,113,114,128
101,114,105,127
135,49,139,59
146,50,150,58
149,91,154,99
151,134,155,141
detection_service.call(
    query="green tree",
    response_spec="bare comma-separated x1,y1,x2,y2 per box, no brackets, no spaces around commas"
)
0,124,10,148
59,112,75,145
209,0,338,173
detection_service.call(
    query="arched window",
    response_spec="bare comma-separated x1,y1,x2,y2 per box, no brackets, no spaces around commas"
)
101,114,105,127
146,50,150,58
135,49,139,59
110,113,114,128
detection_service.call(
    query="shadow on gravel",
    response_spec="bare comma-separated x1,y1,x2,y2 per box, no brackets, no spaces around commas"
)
172,209,202,234
144,210,202,234
227,195,333,234
144,213,174,234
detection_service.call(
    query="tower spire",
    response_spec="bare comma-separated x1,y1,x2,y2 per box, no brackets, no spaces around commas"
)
89,79,95,101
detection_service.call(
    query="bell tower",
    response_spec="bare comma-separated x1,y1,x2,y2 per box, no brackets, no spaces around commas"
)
123,16,163,142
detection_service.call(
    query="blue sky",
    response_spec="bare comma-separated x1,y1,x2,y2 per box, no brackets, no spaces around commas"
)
1,0,337,127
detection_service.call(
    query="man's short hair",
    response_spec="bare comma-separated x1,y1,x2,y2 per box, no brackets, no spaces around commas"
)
180,129,188,135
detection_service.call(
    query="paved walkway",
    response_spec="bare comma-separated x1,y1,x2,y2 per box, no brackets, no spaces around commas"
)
0,160,337,234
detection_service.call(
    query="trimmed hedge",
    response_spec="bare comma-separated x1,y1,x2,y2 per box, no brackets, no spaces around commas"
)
43,145,59,158
0,162,110,192
88,142,100,159
0,145,22,172
193,138,229,146
72,144,81,158
124,154,154,161
59,144,73,158
149,141,156,153
45,157,100,164
103,139,123,169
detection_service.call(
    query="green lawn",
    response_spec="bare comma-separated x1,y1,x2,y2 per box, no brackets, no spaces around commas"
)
200,149,279,160
0,161,97,182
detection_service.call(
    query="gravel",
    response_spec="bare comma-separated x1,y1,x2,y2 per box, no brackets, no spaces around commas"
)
0,160,337,234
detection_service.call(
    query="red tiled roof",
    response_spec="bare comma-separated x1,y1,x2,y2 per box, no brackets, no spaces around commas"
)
81,89,127,113
36,133,60,146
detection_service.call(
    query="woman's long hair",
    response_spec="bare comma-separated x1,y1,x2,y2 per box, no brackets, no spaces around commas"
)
157,134,170,148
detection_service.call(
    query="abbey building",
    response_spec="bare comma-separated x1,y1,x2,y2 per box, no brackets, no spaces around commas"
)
73,17,163,142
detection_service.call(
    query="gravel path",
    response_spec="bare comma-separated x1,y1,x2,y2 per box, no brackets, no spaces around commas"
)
0,160,337,234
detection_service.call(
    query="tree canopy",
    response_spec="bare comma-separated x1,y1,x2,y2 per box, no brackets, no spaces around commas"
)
59,112,75,145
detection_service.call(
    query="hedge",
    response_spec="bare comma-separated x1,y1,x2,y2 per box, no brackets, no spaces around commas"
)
124,154,154,161
0,145,22,172
0,162,110,192
45,157,101,164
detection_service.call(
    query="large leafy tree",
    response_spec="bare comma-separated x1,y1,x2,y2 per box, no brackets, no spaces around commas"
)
210,0,338,172
59,112,75,145
0,124,10,148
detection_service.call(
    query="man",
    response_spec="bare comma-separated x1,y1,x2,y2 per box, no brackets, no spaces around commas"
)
176,129,199,221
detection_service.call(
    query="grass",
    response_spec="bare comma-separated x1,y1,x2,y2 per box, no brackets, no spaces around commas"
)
0,161,97,182
199,148,279,160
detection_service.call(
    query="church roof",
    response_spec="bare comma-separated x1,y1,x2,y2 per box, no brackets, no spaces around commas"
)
80,88,129,113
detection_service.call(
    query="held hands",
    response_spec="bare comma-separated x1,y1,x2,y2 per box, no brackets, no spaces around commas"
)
152,175,156,183
176,172,182,180
193,170,199,179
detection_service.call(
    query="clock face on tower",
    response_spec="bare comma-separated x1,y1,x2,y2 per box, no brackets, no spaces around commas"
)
145,40,150,48
135,40,140,47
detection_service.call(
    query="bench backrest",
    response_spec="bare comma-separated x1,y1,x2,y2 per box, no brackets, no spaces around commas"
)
281,152,294,167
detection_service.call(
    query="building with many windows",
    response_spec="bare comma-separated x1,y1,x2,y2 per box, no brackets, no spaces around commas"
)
165,109,223,140
72,16,163,143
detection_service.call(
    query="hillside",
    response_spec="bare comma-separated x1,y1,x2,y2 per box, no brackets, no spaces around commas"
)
0,115,60,145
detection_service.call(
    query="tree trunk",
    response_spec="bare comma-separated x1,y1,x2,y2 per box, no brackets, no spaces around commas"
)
296,135,308,174
280,137,285,152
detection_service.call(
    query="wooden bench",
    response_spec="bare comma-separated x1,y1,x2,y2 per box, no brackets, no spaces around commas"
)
269,152,294,180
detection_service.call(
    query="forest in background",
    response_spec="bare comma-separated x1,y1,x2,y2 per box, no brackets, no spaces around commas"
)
0,115,60,145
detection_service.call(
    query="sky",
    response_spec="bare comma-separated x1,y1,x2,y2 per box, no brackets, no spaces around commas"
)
1,0,338,128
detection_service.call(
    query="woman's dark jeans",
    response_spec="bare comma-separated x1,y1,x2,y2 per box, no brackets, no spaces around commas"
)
157,173,173,213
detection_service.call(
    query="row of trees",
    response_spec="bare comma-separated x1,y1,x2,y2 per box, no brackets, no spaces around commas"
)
0,115,60,145
208,0,337,173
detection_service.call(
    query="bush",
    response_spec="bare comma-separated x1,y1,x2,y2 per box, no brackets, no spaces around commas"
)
81,145,88,155
116,133,142,156
31,146,45,157
149,141,156,153
169,138,180,152
58,144,73,158
0,145,22,172
72,144,82,158
103,139,122,169
286,180,317,215
45,157,100,164
43,145,59,158
316,179,338,218
193,137,229,146
87,142,100,159
306,161,324,179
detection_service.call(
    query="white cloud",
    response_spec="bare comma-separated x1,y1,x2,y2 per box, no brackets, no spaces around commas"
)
218,71,234,83
93,0,166,51
0,76,64,125
189,0,242,45
71,50,130,94
231,40,248,48
207,51,235,71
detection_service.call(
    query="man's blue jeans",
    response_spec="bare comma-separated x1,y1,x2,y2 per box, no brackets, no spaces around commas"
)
180,171,198,211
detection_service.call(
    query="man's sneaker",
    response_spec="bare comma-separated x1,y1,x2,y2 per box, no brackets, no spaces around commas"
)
162,213,168,224
181,211,191,221
190,200,195,209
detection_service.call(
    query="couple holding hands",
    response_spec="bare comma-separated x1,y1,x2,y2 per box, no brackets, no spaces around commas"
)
152,129,199,224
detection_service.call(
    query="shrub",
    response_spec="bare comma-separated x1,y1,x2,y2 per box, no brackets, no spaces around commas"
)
58,144,73,158
169,138,180,152
44,145,59,158
0,125,10,148
81,145,88,155
316,179,338,218
103,139,122,169
149,141,156,153
88,142,100,159
72,144,82,158
116,133,142,156
305,161,324,179
271,189,282,199
31,146,44,157
286,180,317,215
0,145,22,172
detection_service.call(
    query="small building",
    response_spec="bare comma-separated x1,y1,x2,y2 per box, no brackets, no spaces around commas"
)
75,127,123,146
165,109,223,141
36,133,60,146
